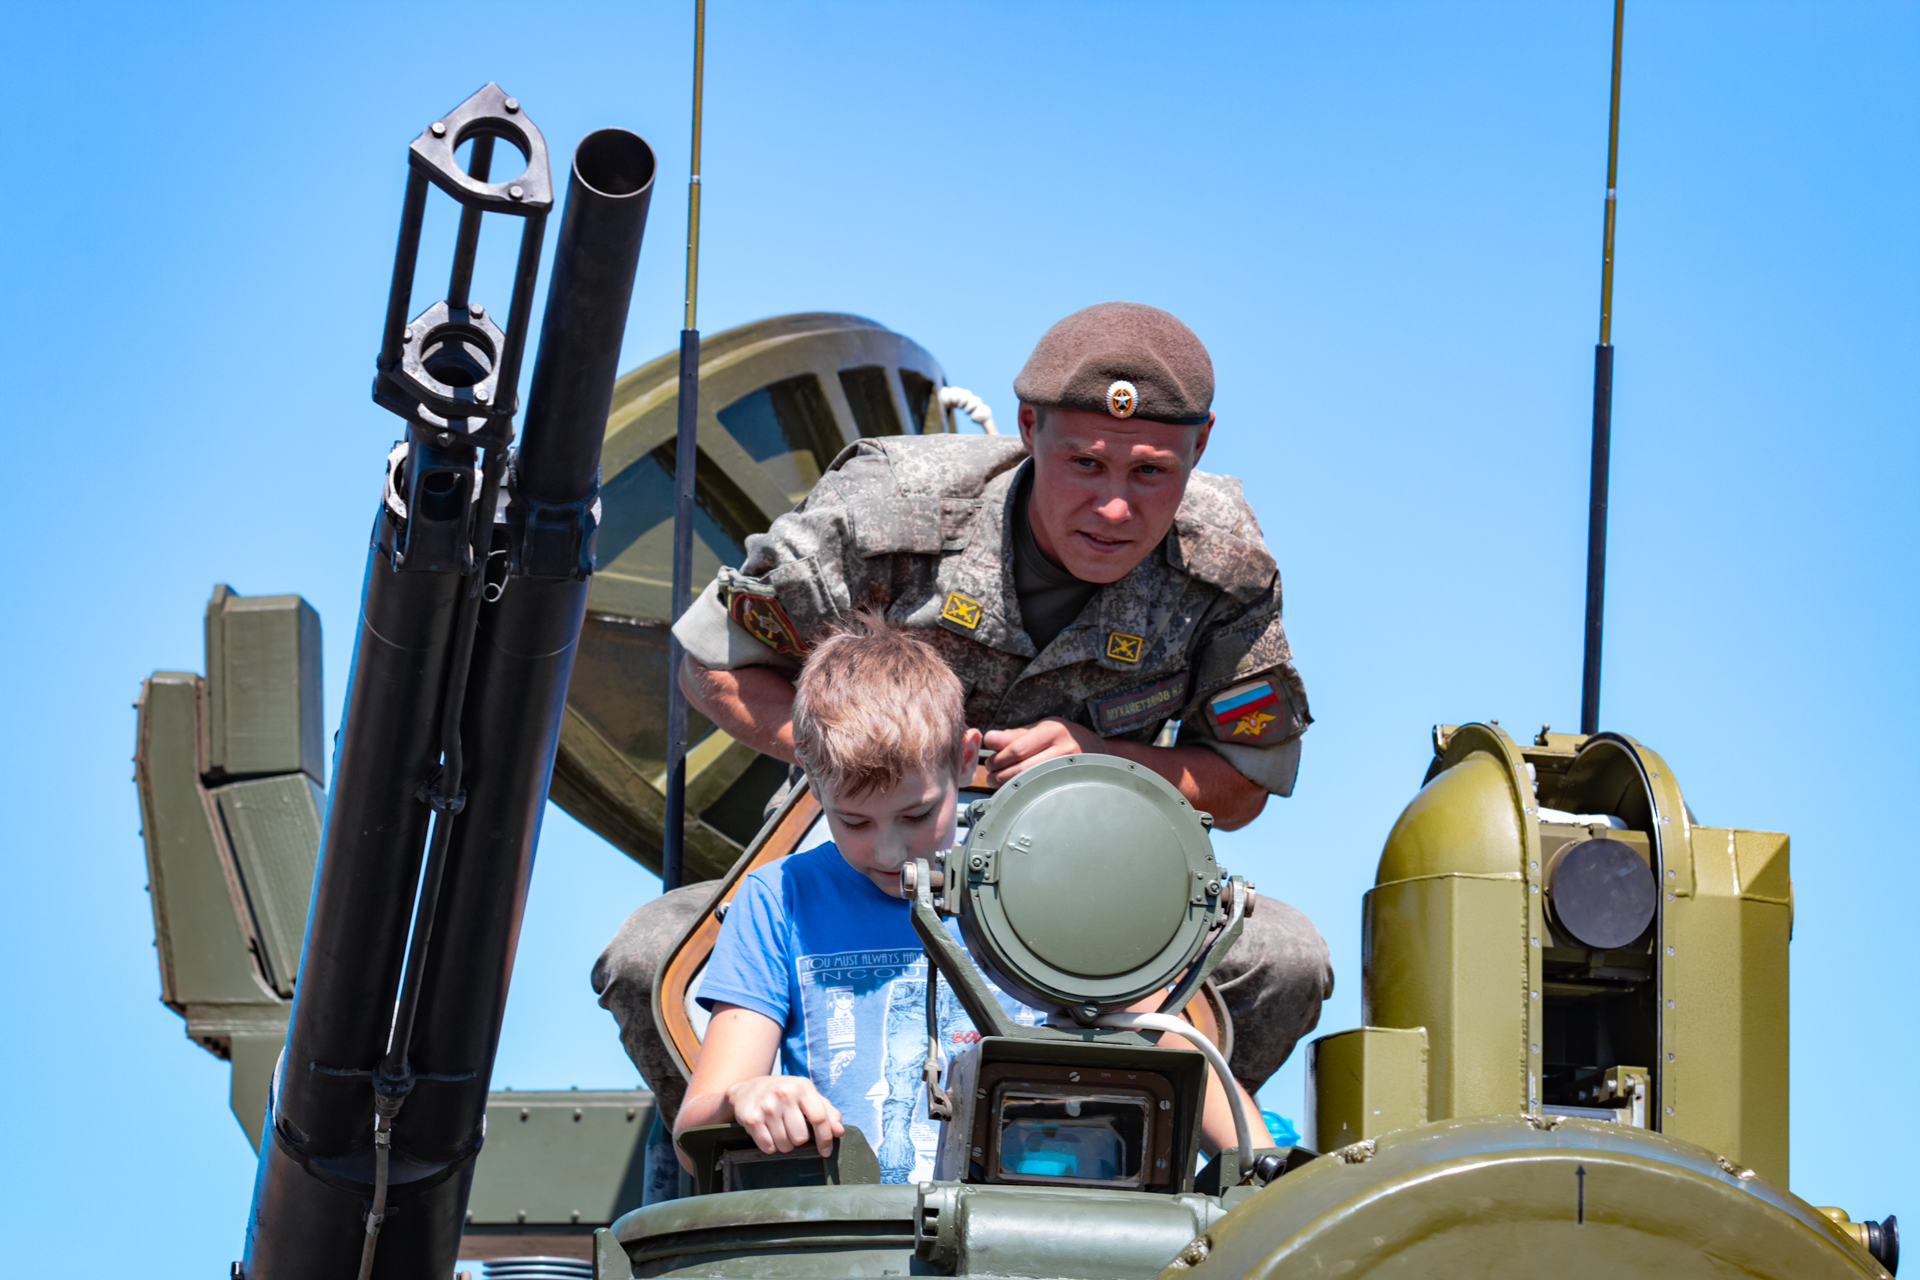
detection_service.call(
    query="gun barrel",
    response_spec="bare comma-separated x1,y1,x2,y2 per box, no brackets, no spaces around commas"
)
241,106,654,1280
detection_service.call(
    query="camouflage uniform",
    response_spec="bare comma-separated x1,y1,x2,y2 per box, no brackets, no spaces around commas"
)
594,434,1332,1118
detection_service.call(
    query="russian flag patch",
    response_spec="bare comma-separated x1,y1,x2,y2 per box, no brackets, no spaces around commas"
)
1204,679,1285,743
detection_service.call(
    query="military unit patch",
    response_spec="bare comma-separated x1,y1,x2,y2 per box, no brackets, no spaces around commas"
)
1105,631,1144,664
725,586,809,659
941,590,983,630
1087,672,1190,737
1204,679,1285,743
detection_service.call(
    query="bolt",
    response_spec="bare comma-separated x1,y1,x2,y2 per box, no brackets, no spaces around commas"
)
1666,946,1675,956
470,302,485,318
1666,1053,1674,1062
1666,999,1675,1008
1666,1106,1674,1115
573,1107,583,1120
1068,1071,1081,1083
516,1211,527,1224
970,855,984,871
571,1210,581,1223
1156,1157,1168,1169
972,1146,983,1157
504,97,520,113
520,1107,530,1120
1160,1099,1171,1110
1206,880,1221,895
475,388,490,403
509,184,525,200
431,121,447,137
627,1108,637,1119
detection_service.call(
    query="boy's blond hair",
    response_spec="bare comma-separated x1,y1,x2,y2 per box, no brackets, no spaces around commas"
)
791,611,968,799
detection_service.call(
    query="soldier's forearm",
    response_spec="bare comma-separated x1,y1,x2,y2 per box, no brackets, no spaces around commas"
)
1098,739,1268,830
680,656,800,763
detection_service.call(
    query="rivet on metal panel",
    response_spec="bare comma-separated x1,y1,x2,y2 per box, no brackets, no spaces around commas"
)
430,121,447,137
1666,1106,1675,1115
1666,999,1675,1008
504,97,520,113
1666,1053,1674,1062
571,1210,581,1223
1666,946,1675,956
574,1107,583,1120
516,1211,526,1223
1531,991,1540,1000
1156,1157,1169,1169
1667,869,1675,878
1531,936,1540,947
471,303,484,318
509,185,525,201
627,1108,636,1120
520,1107,530,1120
1529,861,1539,872
1530,885,1539,894
1531,1044,1540,1054
1160,1099,1171,1110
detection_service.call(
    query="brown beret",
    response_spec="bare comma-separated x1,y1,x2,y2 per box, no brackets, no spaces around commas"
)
1014,301,1214,425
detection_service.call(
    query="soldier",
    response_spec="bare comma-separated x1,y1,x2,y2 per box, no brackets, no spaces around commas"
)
595,302,1333,1119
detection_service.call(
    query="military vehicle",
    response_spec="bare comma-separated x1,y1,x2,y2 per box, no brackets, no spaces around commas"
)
135,86,1899,1280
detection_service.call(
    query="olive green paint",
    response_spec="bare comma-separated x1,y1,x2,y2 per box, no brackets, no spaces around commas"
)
465,1091,655,1228
1168,1116,1882,1280
1307,1028,1427,1150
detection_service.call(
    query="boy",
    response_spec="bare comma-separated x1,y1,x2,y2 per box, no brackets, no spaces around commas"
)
675,614,1268,1183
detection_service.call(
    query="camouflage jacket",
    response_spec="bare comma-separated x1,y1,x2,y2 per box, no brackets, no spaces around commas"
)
672,435,1311,795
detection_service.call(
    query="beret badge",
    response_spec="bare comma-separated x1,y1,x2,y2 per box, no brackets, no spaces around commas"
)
1106,380,1138,419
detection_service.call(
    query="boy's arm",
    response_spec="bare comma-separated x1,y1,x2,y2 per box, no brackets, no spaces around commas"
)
673,1004,844,1171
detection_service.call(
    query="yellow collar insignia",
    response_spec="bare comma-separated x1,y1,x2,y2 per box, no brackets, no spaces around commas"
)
1106,632,1144,663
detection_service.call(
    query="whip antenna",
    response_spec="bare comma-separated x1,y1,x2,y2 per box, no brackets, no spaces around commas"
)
1581,0,1625,736
664,0,706,891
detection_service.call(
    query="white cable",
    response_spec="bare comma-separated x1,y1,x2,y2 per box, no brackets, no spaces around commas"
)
937,385,999,434
1095,1011,1252,1177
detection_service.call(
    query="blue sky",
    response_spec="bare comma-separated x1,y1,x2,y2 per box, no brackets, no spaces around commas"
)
3,2,1914,1272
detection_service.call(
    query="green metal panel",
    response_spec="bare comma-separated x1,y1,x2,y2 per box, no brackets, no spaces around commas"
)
1664,826,1792,1186
466,1091,655,1228
211,773,324,996
1307,1027,1427,1151
135,673,276,1007
1364,876,1525,1120
1166,1115,1883,1280
203,585,325,783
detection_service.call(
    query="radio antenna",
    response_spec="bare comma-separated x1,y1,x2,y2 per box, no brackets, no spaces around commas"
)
663,0,706,891
1580,0,1625,736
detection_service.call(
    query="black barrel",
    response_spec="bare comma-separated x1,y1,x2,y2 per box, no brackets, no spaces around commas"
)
242,127,654,1280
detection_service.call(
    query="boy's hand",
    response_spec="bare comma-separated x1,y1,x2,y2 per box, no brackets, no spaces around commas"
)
725,1075,844,1158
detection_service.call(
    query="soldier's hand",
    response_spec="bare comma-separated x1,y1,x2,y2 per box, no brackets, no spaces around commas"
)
982,718,1105,784
725,1075,844,1158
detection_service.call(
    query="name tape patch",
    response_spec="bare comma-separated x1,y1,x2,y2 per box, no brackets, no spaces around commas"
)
1088,672,1191,737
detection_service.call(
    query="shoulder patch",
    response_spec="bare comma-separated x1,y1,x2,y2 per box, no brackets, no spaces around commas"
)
725,585,810,659
1203,679,1287,743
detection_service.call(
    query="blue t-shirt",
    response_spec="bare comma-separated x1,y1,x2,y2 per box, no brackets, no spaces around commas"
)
699,844,1042,1183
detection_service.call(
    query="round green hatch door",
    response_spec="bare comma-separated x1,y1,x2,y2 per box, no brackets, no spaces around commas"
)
958,755,1223,1014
